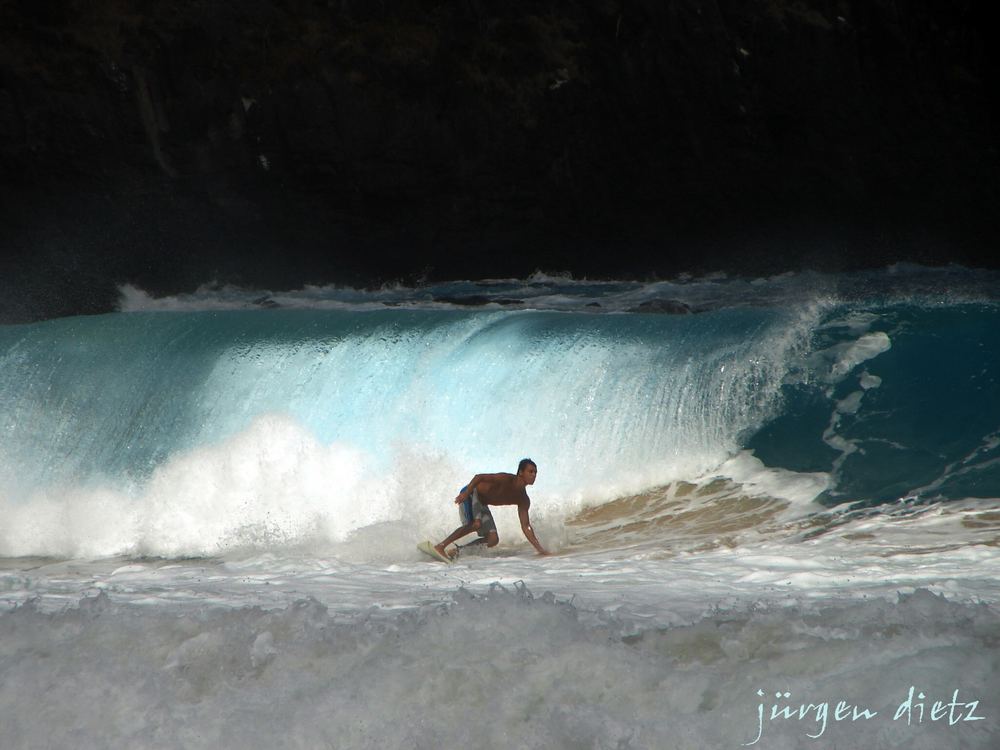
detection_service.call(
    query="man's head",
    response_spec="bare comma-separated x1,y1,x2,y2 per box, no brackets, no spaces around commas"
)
517,458,537,485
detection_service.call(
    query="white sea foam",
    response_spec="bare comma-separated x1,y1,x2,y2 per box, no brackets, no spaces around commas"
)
711,451,829,508
826,331,892,381
0,578,997,750
860,370,882,389
0,414,824,560
0,414,471,559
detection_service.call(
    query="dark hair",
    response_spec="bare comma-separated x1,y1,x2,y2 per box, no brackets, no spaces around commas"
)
517,458,537,474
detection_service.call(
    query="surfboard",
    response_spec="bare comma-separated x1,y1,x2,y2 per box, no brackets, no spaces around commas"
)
417,540,453,564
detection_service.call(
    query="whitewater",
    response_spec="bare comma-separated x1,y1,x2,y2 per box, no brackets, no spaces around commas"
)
2,266,999,749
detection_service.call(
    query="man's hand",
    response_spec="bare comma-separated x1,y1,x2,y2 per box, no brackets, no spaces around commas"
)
455,477,480,504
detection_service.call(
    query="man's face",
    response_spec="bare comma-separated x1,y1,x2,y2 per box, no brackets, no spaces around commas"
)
520,464,537,485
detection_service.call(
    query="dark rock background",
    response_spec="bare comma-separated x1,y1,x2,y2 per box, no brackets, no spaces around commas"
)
1,0,997,320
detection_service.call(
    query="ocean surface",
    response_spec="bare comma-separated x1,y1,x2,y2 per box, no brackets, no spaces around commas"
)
2,265,999,749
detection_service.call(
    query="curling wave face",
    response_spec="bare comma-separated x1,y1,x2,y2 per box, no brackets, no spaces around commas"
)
1,266,999,559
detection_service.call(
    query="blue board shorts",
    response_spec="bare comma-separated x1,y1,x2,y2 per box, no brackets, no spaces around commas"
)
459,486,496,537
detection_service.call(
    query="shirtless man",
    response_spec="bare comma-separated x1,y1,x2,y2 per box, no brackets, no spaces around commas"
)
434,458,550,558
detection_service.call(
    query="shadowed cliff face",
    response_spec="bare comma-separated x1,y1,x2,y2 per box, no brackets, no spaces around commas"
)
1,0,997,320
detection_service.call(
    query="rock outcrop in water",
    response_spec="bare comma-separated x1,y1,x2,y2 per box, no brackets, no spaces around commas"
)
1,0,996,320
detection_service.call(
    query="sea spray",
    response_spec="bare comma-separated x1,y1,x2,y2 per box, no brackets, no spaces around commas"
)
0,304,820,557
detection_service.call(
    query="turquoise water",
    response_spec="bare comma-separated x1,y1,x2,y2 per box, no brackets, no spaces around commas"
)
2,269,1000,749
0,305,805,511
3,275,999,527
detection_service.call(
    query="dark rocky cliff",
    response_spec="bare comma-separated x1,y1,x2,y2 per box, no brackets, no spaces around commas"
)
1,0,996,319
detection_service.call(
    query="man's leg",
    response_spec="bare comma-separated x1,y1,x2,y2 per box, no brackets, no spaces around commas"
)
435,519,480,557
449,529,498,559
455,531,496,553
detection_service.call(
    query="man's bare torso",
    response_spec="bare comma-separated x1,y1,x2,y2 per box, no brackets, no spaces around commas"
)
473,472,530,507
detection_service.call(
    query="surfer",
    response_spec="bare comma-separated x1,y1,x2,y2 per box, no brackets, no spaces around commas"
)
434,458,550,558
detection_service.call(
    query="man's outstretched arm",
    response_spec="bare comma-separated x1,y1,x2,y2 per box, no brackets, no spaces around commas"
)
518,503,550,556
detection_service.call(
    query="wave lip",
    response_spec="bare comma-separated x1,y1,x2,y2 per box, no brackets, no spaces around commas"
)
116,264,1000,315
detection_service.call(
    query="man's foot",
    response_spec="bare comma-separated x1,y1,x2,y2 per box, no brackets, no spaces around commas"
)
434,543,454,560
